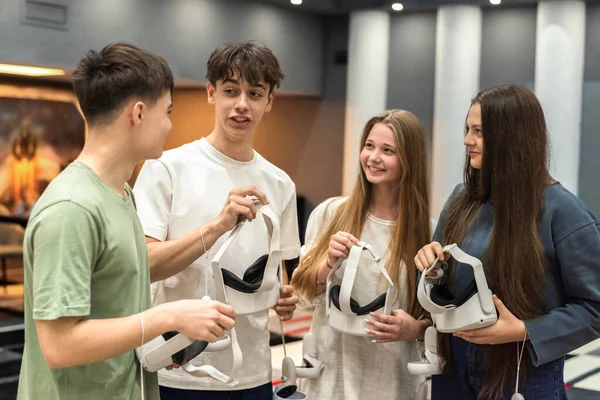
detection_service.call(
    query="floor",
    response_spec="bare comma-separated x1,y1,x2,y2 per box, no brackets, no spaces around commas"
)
1,272,599,399
268,310,600,399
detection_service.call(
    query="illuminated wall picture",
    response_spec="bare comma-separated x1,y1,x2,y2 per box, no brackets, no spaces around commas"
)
0,85,85,217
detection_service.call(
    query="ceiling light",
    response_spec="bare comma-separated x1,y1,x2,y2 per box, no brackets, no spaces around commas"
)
490,0,501,5
0,63,65,77
392,3,404,11
291,0,302,5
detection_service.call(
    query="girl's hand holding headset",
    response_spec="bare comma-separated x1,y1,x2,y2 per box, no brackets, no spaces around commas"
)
414,242,528,345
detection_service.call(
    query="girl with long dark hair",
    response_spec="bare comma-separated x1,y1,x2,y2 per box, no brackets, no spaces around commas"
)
414,84,600,399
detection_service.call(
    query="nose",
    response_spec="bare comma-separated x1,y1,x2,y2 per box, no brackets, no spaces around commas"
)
464,130,476,147
235,93,249,112
368,149,382,163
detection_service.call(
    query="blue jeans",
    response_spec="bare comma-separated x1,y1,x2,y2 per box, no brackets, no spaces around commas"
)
159,383,273,400
432,336,567,400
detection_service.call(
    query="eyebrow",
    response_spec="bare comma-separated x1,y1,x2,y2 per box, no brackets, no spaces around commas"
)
366,139,396,148
222,78,267,91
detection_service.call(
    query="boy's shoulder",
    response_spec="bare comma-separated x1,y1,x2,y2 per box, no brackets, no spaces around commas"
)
254,151,294,186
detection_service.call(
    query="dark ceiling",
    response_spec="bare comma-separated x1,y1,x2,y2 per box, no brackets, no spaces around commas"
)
256,0,598,14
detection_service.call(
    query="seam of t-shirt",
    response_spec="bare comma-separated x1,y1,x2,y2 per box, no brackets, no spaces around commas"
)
143,225,168,241
33,304,90,320
554,220,595,247
196,138,260,170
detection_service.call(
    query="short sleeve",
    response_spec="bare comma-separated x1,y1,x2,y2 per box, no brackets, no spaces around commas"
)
133,160,173,241
31,202,100,320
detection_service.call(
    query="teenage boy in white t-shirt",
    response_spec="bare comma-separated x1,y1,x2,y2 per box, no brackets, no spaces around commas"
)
133,42,301,399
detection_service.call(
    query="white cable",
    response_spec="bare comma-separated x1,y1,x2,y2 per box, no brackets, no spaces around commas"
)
138,313,145,400
201,225,211,298
514,330,528,397
280,319,287,359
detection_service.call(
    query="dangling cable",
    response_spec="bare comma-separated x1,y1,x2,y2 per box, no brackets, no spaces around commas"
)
280,319,287,359
201,225,211,298
514,330,528,399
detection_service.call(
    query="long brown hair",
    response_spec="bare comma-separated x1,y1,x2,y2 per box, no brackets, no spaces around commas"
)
291,109,431,319
441,84,552,399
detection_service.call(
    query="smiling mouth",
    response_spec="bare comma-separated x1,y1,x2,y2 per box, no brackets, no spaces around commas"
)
367,166,386,173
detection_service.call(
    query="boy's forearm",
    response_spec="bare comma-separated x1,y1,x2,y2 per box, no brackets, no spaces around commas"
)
147,221,226,282
36,303,178,369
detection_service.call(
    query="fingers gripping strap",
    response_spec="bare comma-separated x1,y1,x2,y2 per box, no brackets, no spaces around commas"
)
211,204,281,304
325,242,389,316
418,244,493,314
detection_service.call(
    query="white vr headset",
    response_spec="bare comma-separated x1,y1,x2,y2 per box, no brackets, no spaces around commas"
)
417,243,497,333
136,201,281,386
136,296,242,386
325,241,395,336
212,201,283,315
408,243,497,375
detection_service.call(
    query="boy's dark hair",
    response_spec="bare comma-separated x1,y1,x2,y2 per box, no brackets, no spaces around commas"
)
206,42,285,93
72,42,174,126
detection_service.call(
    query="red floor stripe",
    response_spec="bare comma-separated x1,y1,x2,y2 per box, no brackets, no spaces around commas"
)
284,326,311,337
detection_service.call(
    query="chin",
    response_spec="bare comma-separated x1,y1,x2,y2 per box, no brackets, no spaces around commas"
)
470,161,482,170
149,149,164,160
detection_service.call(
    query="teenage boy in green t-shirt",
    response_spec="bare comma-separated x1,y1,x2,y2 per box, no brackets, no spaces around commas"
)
17,42,236,400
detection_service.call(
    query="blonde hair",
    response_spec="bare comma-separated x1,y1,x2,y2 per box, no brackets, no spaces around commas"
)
291,109,431,318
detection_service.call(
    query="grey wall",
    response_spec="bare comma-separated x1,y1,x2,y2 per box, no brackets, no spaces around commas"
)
579,2,600,216
0,0,324,95
291,15,348,205
386,12,437,138
480,6,537,91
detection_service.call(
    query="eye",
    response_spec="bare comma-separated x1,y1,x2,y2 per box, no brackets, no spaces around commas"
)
384,148,395,154
250,91,263,98
224,88,237,95
364,143,374,149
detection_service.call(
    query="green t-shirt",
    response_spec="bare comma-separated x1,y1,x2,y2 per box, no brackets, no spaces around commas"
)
17,161,159,400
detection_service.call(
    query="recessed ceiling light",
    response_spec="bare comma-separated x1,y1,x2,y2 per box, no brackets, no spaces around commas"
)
0,63,65,77
392,3,404,11
490,0,501,5
291,0,302,5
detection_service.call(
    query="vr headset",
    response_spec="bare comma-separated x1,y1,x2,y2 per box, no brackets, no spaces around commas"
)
136,296,242,385
417,243,497,333
408,243,497,375
136,201,281,385
212,201,283,315
325,241,395,336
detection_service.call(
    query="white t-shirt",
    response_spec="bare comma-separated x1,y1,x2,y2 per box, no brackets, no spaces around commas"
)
296,197,429,400
133,138,301,391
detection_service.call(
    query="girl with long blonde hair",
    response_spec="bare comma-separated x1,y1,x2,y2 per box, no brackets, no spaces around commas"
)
291,109,433,399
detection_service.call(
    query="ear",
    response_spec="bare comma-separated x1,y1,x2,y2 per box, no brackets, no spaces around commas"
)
265,90,276,113
206,82,216,105
130,101,145,126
